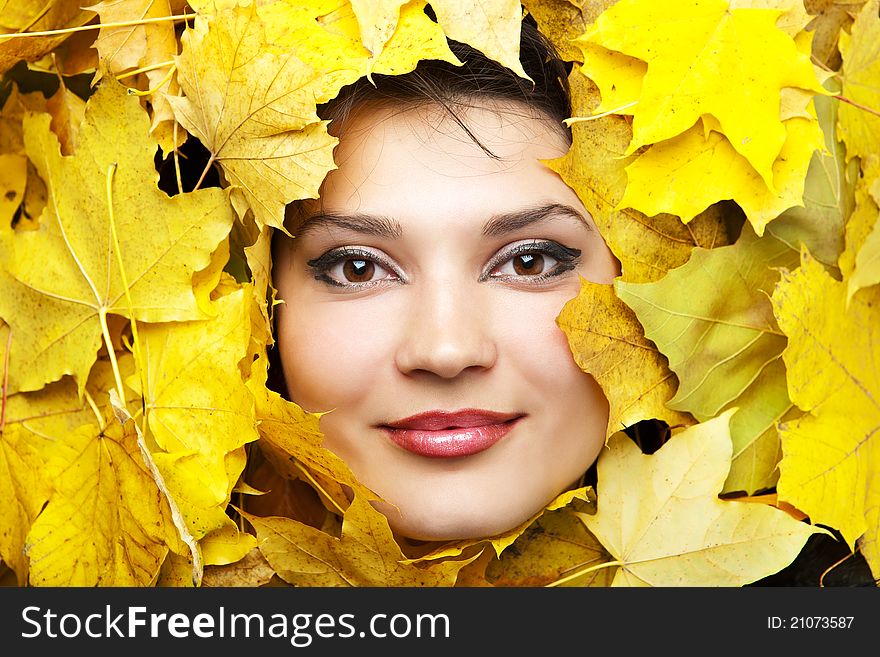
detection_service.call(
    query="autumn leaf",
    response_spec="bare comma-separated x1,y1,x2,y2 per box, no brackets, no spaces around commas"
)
348,0,408,57
168,0,339,229
805,0,862,69
129,286,260,544
771,250,880,578
768,89,857,269
546,71,731,285
837,0,880,163
577,411,825,586
0,77,235,395
521,0,615,64
429,0,530,81
577,0,826,186
485,499,613,587
616,225,801,494
615,224,795,423
618,113,824,233
556,278,693,440
258,0,460,85
23,416,182,586
244,494,475,586
0,355,144,585
720,358,795,495
202,546,276,587
0,86,48,229
0,423,50,585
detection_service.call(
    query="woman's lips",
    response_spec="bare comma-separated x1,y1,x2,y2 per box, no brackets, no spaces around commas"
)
380,409,524,458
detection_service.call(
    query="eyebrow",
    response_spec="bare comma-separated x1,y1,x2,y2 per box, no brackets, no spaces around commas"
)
481,203,593,237
294,213,403,239
293,202,591,239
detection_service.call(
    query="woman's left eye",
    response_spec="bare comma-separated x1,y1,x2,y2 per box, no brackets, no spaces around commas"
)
492,252,556,277
486,240,581,281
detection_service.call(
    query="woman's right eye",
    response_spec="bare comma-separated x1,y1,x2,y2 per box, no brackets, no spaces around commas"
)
307,248,400,288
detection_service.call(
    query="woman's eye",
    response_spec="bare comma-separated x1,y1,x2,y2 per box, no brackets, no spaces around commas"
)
328,257,394,284
492,251,559,277
484,240,582,282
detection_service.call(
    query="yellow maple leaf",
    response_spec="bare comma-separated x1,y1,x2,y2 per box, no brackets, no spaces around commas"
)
616,224,801,494
768,89,858,269
619,114,824,234
0,77,235,395
259,0,460,85
546,71,731,285
129,287,260,544
244,494,475,586
23,416,182,586
837,0,880,163
556,278,694,440
348,0,409,57
429,0,530,81
0,423,51,585
485,500,613,587
0,353,143,584
771,250,880,579
168,0,339,230
616,224,796,420
579,0,826,186
578,410,824,586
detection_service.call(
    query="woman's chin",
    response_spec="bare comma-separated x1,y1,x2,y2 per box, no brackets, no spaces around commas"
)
372,498,538,543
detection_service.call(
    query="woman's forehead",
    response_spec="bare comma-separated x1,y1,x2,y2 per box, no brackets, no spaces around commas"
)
329,101,570,171
311,103,574,215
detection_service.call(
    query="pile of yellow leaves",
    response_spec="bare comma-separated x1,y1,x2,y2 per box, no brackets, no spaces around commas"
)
0,0,877,587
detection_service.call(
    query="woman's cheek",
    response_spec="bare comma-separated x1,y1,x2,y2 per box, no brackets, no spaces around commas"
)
280,299,397,411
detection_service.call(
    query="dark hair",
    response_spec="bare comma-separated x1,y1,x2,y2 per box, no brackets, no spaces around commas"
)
317,13,573,156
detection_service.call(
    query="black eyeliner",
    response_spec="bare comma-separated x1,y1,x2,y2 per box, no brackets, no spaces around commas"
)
306,247,403,287
480,240,582,282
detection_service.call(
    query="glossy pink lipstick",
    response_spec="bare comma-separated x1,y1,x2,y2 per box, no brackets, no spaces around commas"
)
381,409,523,458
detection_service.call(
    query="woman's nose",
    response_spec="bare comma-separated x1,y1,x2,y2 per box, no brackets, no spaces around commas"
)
394,281,498,379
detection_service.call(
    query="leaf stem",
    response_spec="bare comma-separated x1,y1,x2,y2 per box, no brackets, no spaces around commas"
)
173,122,183,195
99,307,127,409
126,63,176,97
106,163,146,416
293,461,347,516
115,60,175,81
83,388,106,428
193,154,216,192
545,560,623,587
833,94,880,118
0,14,196,40
564,101,638,125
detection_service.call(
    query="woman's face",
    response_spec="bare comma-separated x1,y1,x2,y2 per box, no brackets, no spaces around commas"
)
273,101,619,540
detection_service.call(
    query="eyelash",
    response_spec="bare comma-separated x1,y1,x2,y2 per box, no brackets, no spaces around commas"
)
306,240,582,289
481,240,582,283
307,247,403,288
